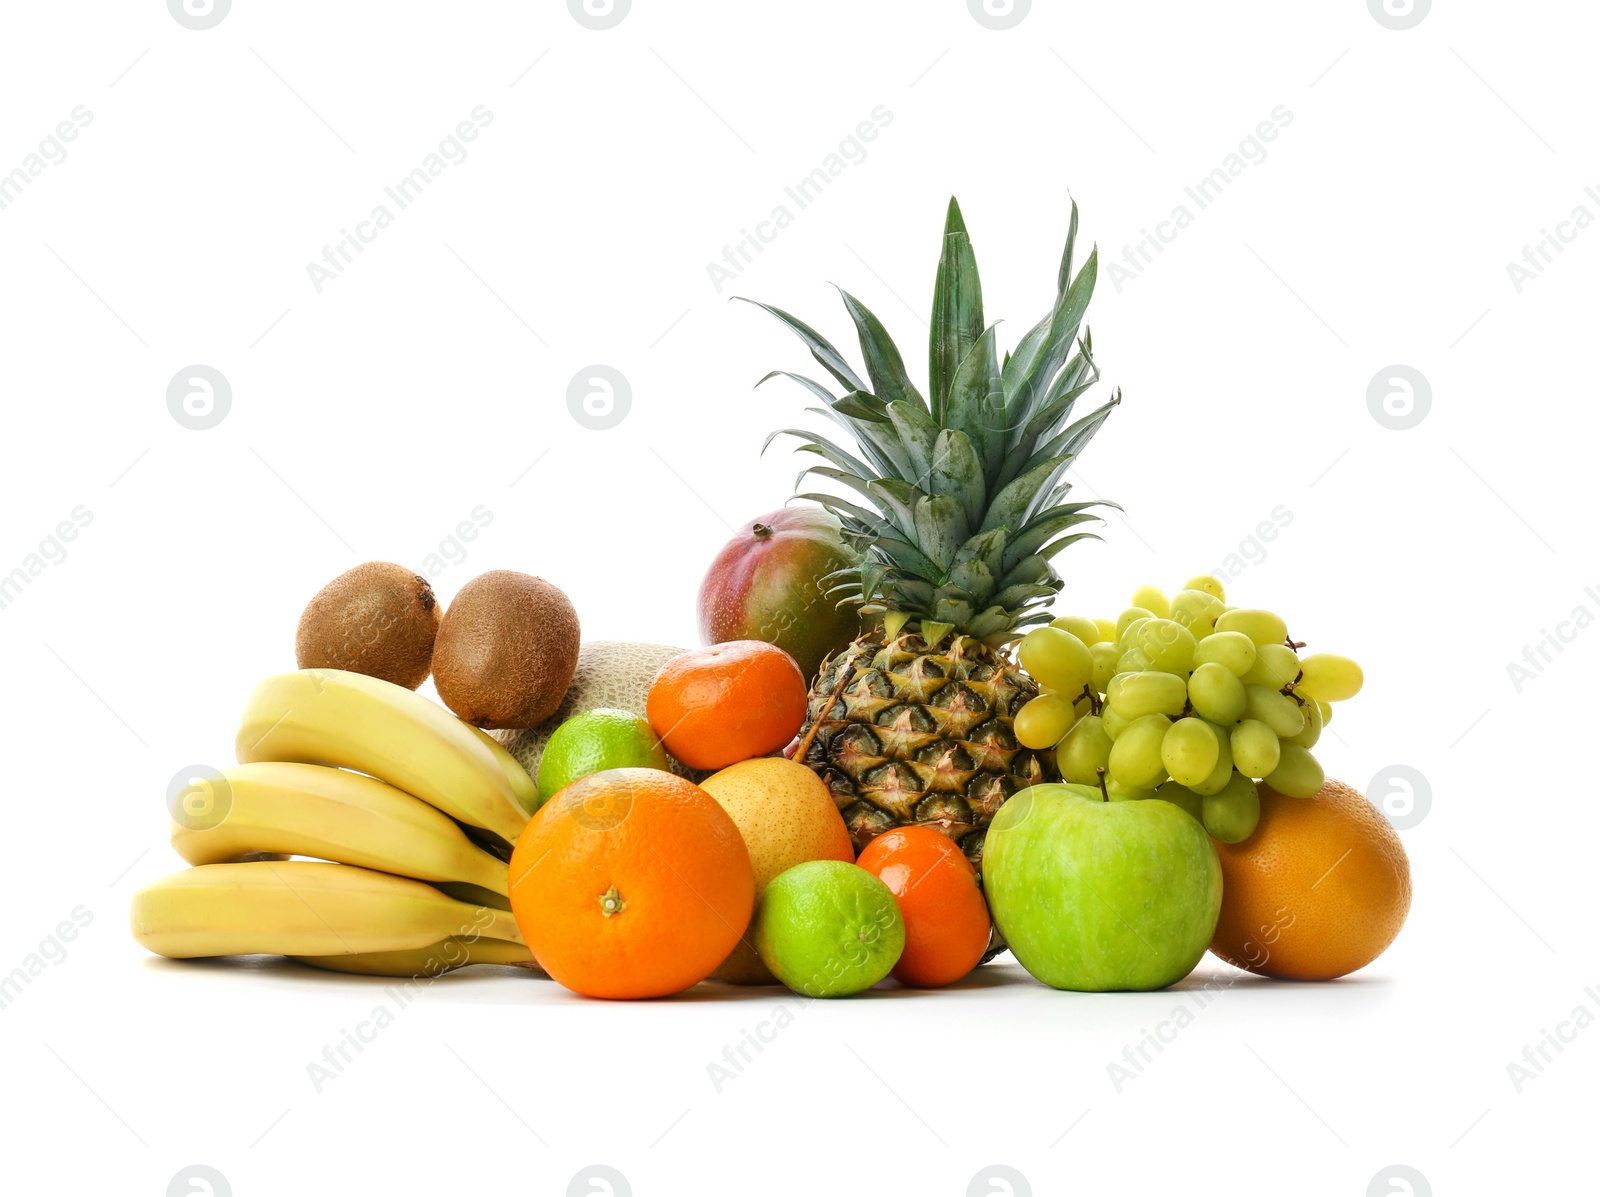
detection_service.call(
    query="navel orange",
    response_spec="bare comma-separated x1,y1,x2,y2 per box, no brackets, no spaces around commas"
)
1210,777,1411,980
508,768,754,998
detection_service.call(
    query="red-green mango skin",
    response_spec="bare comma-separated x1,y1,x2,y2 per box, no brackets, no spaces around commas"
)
983,783,1223,992
697,507,862,686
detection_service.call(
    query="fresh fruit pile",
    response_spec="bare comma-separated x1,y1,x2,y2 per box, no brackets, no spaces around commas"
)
1016,577,1364,845
130,195,1413,1000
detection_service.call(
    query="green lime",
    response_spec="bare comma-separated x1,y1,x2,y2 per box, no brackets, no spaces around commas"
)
754,860,905,997
536,708,668,803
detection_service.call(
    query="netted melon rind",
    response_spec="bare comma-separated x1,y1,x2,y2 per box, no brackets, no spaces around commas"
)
495,641,706,784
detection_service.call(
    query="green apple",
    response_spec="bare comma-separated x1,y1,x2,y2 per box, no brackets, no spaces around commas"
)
983,782,1222,991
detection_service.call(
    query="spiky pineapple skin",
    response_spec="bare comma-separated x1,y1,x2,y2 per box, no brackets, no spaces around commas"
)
798,626,1058,869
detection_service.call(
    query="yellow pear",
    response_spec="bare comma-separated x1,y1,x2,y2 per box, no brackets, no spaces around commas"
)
699,757,855,983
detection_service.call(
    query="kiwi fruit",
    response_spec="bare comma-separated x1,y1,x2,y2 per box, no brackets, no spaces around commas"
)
295,562,441,690
431,570,580,729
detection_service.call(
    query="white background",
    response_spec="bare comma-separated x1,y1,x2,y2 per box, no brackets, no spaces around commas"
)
0,1,1592,1194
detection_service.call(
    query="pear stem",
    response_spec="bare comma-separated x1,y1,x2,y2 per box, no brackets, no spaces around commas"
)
1096,767,1109,803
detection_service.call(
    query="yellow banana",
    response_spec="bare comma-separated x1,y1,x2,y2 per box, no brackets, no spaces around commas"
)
290,936,535,977
235,669,537,845
170,762,510,898
131,861,523,959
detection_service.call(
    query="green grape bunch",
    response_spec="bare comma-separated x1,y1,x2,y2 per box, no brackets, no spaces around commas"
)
1014,575,1364,846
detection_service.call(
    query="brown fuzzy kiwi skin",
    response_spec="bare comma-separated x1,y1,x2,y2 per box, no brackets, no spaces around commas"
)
295,562,442,690
431,571,581,730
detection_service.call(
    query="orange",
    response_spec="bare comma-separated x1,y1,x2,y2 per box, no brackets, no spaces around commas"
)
856,826,991,988
1210,777,1411,981
508,768,754,999
646,640,807,771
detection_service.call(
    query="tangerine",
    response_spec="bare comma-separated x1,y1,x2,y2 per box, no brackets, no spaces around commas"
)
856,826,991,988
646,641,807,771
508,768,754,998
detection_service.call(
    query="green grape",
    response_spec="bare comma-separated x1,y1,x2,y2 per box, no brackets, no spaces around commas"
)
1094,617,1118,643
1139,618,1197,671
1145,662,1191,681
1154,779,1204,821
1297,653,1364,702
1107,713,1171,790
1288,697,1322,748
1241,642,1301,689
1051,614,1104,645
1161,717,1220,787
1089,642,1121,693
1183,574,1226,603
1019,627,1094,693
1100,703,1132,741
1202,773,1261,843
1188,722,1235,796
1192,630,1256,676
1107,779,1158,802
1107,671,1188,719
1015,693,1080,750
1214,608,1288,647
1171,588,1225,627
1116,607,1155,638
1265,742,1325,798
1316,698,1333,726
1056,714,1114,784
1230,718,1281,778
1188,661,1247,724
1118,646,1154,674
1130,584,1171,619
1117,617,1151,650
1244,684,1304,738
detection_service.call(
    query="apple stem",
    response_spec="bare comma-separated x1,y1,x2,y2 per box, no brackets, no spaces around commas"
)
752,523,774,540
1095,767,1109,803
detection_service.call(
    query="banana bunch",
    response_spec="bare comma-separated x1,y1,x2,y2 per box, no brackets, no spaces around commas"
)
132,669,543,977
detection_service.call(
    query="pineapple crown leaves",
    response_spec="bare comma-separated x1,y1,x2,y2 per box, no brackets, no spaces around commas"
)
741,196,1121,645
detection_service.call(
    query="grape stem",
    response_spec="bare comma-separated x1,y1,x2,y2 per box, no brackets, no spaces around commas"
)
1282,669,1306,704
1079,683,1102,716
1095,766,1109,803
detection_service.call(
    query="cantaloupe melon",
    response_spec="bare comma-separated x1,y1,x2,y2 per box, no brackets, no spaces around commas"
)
496,641,702,782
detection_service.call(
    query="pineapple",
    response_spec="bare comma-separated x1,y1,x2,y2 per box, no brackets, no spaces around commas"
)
747,197,1119,866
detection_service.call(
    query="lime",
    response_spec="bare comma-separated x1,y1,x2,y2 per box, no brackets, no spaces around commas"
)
536,708,668,803
753,860,905,997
